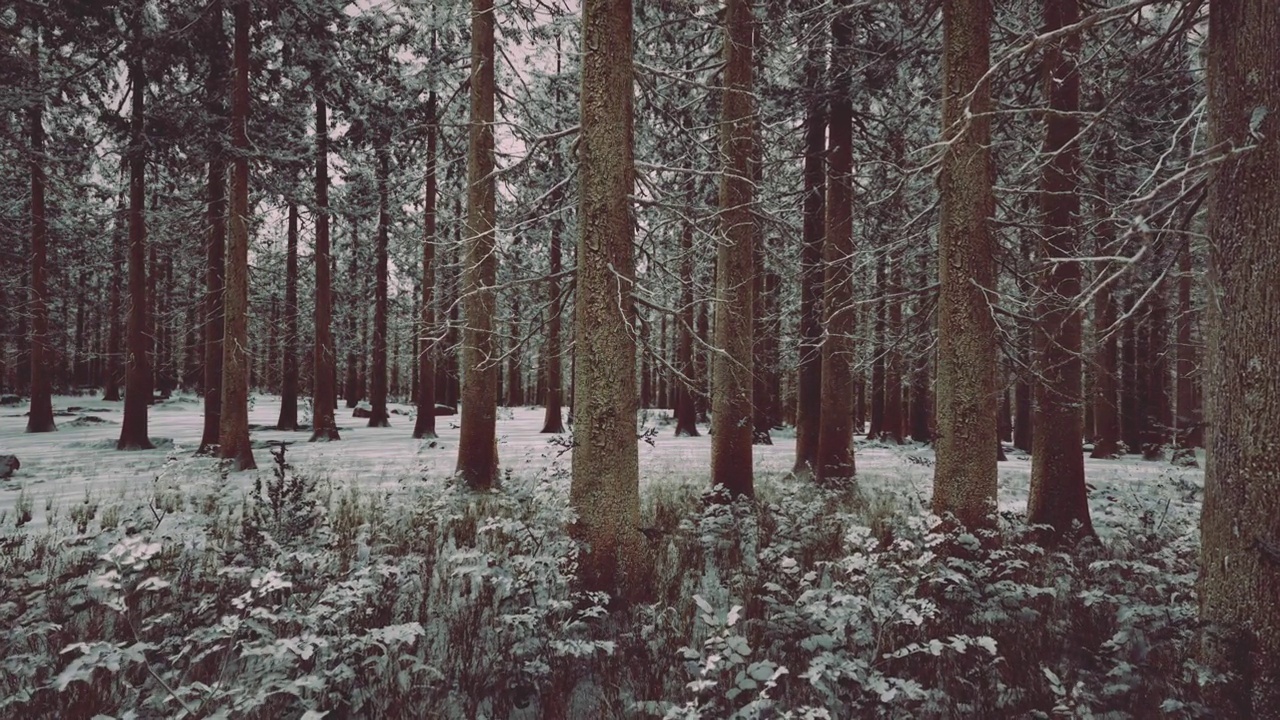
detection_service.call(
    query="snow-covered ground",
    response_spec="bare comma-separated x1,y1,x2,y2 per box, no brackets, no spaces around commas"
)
0,393,1204,534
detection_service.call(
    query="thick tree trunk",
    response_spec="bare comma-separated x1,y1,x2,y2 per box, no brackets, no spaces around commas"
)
310,68,340,442
104,196,125,402
815,0,856,485
1026,0,1093,542
1143,283,1170,459
1198,1,1280,711
710,0,755,497
199,0,227,451
277,202,300,430
25,29,55,434
218,0,255,470
457,0,499,486
1091,184,1119,458
932,0,997,528
414,93,439,440
344,217,360,408
118,16,153,452
572,0,650,601
793,54,825,473
673,180,699,438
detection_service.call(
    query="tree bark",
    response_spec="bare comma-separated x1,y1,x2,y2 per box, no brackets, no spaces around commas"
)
310,61,340,442
218,0,255,470
572,0,650,601
710,0,755,498
368,146,391,428
456,0,499,487
414,92,439,440
1174,234,1199,453
1026,0,1093,542
25,26,55,434
277,202,300,430
932,0,997,528
344,216,360,408
118,12,153,451
793,48,825,473
540,170,565,434
1198,0,1280,711
199,0,227,451
1090,175,1119,458
815,0,856,486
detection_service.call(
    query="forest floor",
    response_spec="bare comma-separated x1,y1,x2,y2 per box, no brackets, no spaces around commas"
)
0,393,1202,535
0,393,1210,718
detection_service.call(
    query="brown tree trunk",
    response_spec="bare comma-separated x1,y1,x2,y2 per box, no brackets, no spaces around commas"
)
540,168,565,434
710,0,755,498
1091,182,1119,458
1026,0,1093,542
909,251,932,443
793,48,825,473
932,0,997,528
118,13,153,451
882,260,905,444
344,216,360,408
1143,281,1170,459
1121,297,1141,452
199,0,227,451
673,179,699,438
507,295,523,407
868,255,886,439
25,27,55,434
457,0,499,487
218,0,255,470
277,202,300,430
1198,1,1280,711
368,146,391,428
310,62,340,442
815,0,856,485
572,0,650,601
103,195,125,402
1174,234,1199,454
414,92,439,440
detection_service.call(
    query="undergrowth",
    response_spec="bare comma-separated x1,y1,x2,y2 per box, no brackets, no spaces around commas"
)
0,449,1206,719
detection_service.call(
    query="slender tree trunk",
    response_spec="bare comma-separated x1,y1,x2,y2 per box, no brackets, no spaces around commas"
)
572,0,650,601
25,28,55,433
868,255,886,439
507,295,523,407
882,261,905,443
540,173,565,433
1091,179,1119,459
1027,0,1093,541
793,66,824,472
277,202,300,430
457,0,499,486
218,0,255,470
199,0,227,451
414,92,439,440
1121,297,1141,452
1143,281,1170,459
344,216,360,408
1174,234,1198,455
909,251,932,443
815,0,856,486
310,61,340,442
118,14,153,451
1198,1,1280,711
104,193,125,402
368,146,391,428
673,178,700,438
932,0,997,528
710,0,755,498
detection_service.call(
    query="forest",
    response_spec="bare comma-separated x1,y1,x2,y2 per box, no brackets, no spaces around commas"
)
0,0,1277,717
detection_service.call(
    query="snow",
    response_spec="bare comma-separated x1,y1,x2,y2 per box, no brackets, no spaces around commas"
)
0,393,1203,535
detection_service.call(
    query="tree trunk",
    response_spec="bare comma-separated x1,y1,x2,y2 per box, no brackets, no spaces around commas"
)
932,0,997,529
507,295,523,407
414,92,439,440
344,216,360,408
1198,1,1280,711
277,202,300,430
868,254,886,439
540,168,565,434
1174,233,1199,454
25,27,55,434
815,0,856,486
1027,0,1093,542
572,0,650,601
1143,282,1170,459
710,0,755,498
118,13,153,452
793,49,825,473
1091,179,1119,458
1121,297,1141,452
199,0,227,451
368,146,391,428
882,260,905,444
457,0,499,487
104,194,125,402
310,62,340,442
218,0,255,471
